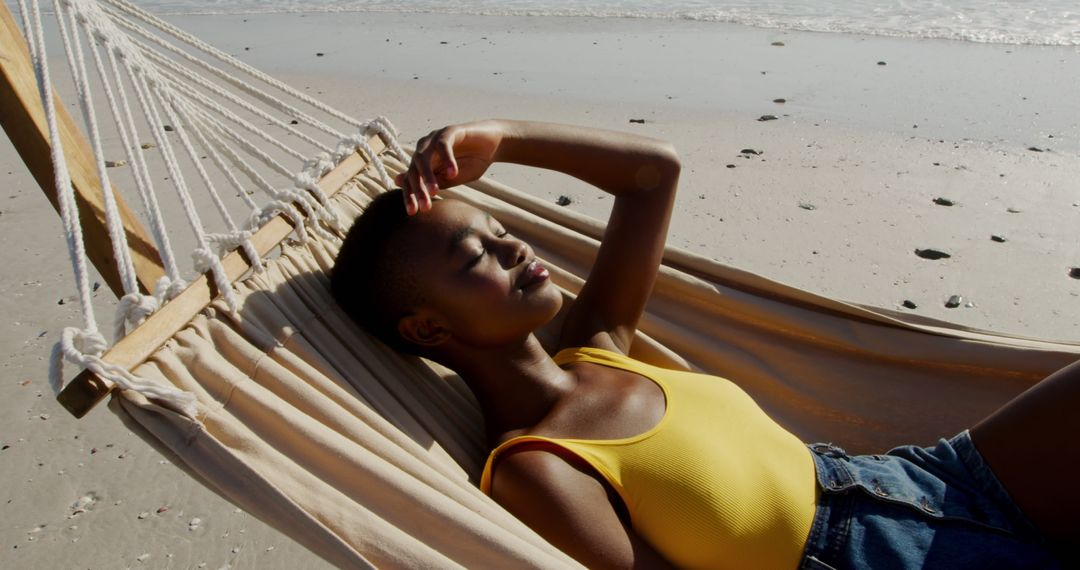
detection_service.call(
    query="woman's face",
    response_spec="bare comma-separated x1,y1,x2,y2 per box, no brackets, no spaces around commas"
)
396,199,563,349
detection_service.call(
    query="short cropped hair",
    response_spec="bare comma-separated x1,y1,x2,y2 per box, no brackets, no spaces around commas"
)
331,189,424,354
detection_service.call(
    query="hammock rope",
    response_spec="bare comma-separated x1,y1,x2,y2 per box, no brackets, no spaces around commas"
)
17,0,402,417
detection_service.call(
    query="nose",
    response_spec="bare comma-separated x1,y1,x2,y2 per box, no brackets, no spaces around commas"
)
497,235,530,268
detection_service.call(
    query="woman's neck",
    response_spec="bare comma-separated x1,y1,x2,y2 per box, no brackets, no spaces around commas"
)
443,334,576,440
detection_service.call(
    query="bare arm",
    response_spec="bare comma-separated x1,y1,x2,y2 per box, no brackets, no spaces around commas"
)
398,119,680,354
491,449,675,569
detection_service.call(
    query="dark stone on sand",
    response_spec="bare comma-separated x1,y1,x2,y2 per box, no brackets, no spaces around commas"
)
440,41,448,44
58,298,66,305
773,98,787,104
556,195,572,206
991,235,1007,243
1069,267,1080,279
798,202,816,211
244,47,250,51
1006,207,1021,214
104,160,126,168
726,164,736,169
1027,146,1044,152
162,125,174,132
92,281,101,292
758,115,778,122
629,119,646,124
290,120,299,125
877,61,887,66
771,41,785,46
902,300,917,309
140,142,155,150
316,52,325,57
740,148,762,155
915,248,951,260
932,197,955,206
945,295,963,308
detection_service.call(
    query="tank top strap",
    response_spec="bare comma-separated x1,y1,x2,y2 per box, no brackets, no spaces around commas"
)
480,435,591,494
553,346,666,383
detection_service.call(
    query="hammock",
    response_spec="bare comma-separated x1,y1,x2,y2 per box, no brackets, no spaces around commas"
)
4,1,1078,567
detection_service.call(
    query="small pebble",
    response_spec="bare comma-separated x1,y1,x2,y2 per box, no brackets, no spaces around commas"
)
932,197,955,206
289,120,299,125
726,164,736,169
140,143,155,149
156,506,169,514
104,160,126,168
189,517,202,531
92,281,101,292
798,202,816,211
757,114,778,122
990,234,1007,243
740,148,762,155
162,125,174,132
945,295,963,308
1006,207,1021,213
772,98,786,104
1026,146,1044,152
914,248,951,260
877,61,887,66
1069,267,1080,279
555,195,571,206
902,300,917,309
315,52,324,57
136,553,150,563
628,118,645,124
137,511,149,520
771,41,785,46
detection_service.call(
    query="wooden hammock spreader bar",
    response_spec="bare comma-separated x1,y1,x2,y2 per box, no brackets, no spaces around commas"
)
0,2,165,298
55,143,386,418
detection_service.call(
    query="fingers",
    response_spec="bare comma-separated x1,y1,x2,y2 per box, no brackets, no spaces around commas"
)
398,128,455,215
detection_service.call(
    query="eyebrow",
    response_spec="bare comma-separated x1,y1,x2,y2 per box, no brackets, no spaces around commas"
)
446,214,494,257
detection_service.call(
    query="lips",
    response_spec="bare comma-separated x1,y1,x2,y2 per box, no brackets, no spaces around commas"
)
516,259,550,291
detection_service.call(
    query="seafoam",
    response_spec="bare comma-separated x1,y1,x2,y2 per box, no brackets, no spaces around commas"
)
126,0,1079,46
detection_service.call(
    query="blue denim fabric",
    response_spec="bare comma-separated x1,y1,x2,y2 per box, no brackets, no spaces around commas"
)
799,431,1060,570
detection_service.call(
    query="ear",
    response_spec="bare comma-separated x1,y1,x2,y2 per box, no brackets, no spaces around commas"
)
397,312,451,348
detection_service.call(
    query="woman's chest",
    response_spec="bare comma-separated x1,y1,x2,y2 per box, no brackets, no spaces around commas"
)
538,363,668,441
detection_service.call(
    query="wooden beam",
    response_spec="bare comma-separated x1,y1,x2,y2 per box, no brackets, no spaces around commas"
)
57,142,388,418
0,2,165,297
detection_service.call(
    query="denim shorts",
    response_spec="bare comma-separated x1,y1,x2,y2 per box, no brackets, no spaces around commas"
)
799,431,1060,569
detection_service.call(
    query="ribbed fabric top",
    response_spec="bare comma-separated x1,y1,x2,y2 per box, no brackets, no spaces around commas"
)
480,347,818,569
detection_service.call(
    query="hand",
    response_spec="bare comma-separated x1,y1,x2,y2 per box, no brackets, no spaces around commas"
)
396,120,506,215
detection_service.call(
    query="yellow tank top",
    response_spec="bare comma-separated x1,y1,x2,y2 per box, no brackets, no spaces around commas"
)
480,347,818,569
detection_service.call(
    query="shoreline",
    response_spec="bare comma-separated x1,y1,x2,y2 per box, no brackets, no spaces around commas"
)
166,11,1080,153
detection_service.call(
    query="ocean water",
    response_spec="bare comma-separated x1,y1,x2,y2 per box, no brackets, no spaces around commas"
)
133,0,1079,46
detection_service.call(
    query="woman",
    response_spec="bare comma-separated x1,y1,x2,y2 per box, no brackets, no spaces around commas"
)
331,119,1077,568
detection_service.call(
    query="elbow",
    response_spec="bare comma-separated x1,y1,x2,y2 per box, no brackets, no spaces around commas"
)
634,143,681,193
655,141,681,177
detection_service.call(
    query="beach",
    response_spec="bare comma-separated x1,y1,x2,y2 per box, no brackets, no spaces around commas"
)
2,8,1079,568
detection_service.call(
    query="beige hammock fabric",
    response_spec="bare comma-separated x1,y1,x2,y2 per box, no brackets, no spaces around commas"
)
108,155,1080,568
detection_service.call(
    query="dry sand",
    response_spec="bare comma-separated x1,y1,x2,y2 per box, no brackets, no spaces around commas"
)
2,10,1078,568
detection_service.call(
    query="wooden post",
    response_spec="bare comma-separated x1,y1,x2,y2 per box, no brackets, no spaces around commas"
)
0,2,165,297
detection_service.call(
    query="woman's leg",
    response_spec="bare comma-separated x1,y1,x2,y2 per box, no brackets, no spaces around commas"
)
969,357,1080,546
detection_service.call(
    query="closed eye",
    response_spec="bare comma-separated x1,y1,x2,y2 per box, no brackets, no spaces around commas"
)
463,230,510,270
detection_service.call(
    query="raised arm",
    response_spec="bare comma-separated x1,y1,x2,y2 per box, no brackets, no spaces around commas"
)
398,119,680,354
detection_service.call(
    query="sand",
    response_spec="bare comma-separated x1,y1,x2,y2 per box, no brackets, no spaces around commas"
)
2,10,1078,568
